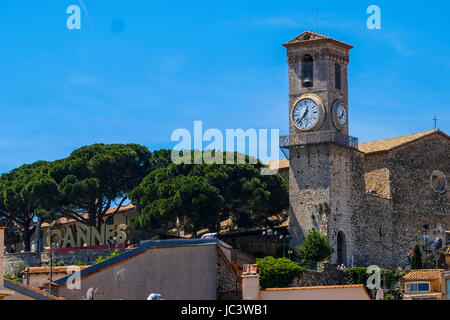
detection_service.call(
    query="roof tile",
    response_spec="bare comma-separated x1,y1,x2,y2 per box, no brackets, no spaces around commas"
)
402,269,443,281
358,129,448,154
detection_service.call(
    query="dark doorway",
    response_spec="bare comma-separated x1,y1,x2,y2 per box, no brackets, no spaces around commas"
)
337,231,347,266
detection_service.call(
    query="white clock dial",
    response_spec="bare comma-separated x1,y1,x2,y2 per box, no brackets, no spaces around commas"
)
332,100,347,130
292,98,320,131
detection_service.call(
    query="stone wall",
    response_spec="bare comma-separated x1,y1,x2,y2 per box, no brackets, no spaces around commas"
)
352,195,394,267
364,153,391,199
389,135,449,267
4,252,41,275
289,142,364,267
355,133,449,268
3,248,129,275
216,247,239,293
296,261,348,287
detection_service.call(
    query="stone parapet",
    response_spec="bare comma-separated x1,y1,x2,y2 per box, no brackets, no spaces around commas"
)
280,131,358,149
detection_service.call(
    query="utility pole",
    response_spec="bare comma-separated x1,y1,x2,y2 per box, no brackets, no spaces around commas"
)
49,225,53,300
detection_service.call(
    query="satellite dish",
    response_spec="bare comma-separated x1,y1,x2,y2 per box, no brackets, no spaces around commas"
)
86,287,94,300
147,293,162,300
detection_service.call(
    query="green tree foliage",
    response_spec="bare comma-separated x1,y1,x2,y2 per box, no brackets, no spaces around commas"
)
294,229,333,264
344,267,399,290
344,267,370,284
256,256,305,288
48,144,158,228
411,244,422,270
129,151,288,237
0,161,58,251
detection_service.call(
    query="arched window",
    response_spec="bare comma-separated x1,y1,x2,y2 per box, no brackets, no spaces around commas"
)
335,63,341,89
301,54,314,87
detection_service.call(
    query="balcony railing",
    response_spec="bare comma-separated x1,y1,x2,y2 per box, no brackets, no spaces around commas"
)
280,131,358,149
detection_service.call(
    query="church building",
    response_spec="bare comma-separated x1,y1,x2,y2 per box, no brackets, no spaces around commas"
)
277,31,449,268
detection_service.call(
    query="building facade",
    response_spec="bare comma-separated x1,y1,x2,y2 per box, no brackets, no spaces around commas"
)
53,239,241,300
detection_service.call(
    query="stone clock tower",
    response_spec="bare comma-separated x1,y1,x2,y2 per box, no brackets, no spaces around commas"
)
281,31,363,266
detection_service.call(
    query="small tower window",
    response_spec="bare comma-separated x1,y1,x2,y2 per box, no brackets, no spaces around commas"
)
335,63,341,89
301,54,314,88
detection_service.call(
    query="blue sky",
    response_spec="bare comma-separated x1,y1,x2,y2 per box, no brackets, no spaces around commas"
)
0,0,449,172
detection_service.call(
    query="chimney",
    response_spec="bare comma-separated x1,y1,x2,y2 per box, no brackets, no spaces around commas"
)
241,264,260,300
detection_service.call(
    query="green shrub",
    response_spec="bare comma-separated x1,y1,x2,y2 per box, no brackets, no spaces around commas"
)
54,261,66,266
256,256,305,289
13,263,28,278
344,267,399,289
95,256,105,264
95,249,120,264
294,229,333,265
344,267,370,285
5,273,22,282
108,249,119,259
74,261,86,266
384,293,395,300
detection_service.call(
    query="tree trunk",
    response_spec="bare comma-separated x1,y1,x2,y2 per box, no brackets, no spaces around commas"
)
87,214,96,227
21,228,33,252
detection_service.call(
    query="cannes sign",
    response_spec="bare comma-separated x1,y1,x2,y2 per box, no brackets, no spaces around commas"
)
46,224,128,250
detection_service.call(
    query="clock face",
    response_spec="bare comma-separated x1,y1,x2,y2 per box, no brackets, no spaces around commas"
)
292,98,321,131
332,100,347,129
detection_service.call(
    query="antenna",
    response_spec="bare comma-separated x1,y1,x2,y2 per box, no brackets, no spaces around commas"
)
433,114,438,129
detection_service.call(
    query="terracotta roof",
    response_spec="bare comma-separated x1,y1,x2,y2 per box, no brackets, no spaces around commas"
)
265,284,365,291
41,204,135,228
358,129,449,154
265,159,289,170
283,31,353,49
402,269,443,281
22,266,91,275
231,261,241,275
4,279,68,300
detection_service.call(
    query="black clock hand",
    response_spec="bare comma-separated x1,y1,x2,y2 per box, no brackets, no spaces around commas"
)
300,107,309,122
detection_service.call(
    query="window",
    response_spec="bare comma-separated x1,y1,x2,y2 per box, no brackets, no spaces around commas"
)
335,64,341,89
430,170,447,193
406,282,430,292
301,54,313,87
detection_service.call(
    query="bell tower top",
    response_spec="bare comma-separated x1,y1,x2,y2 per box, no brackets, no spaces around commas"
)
282,31,353,50
283,31,354,137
